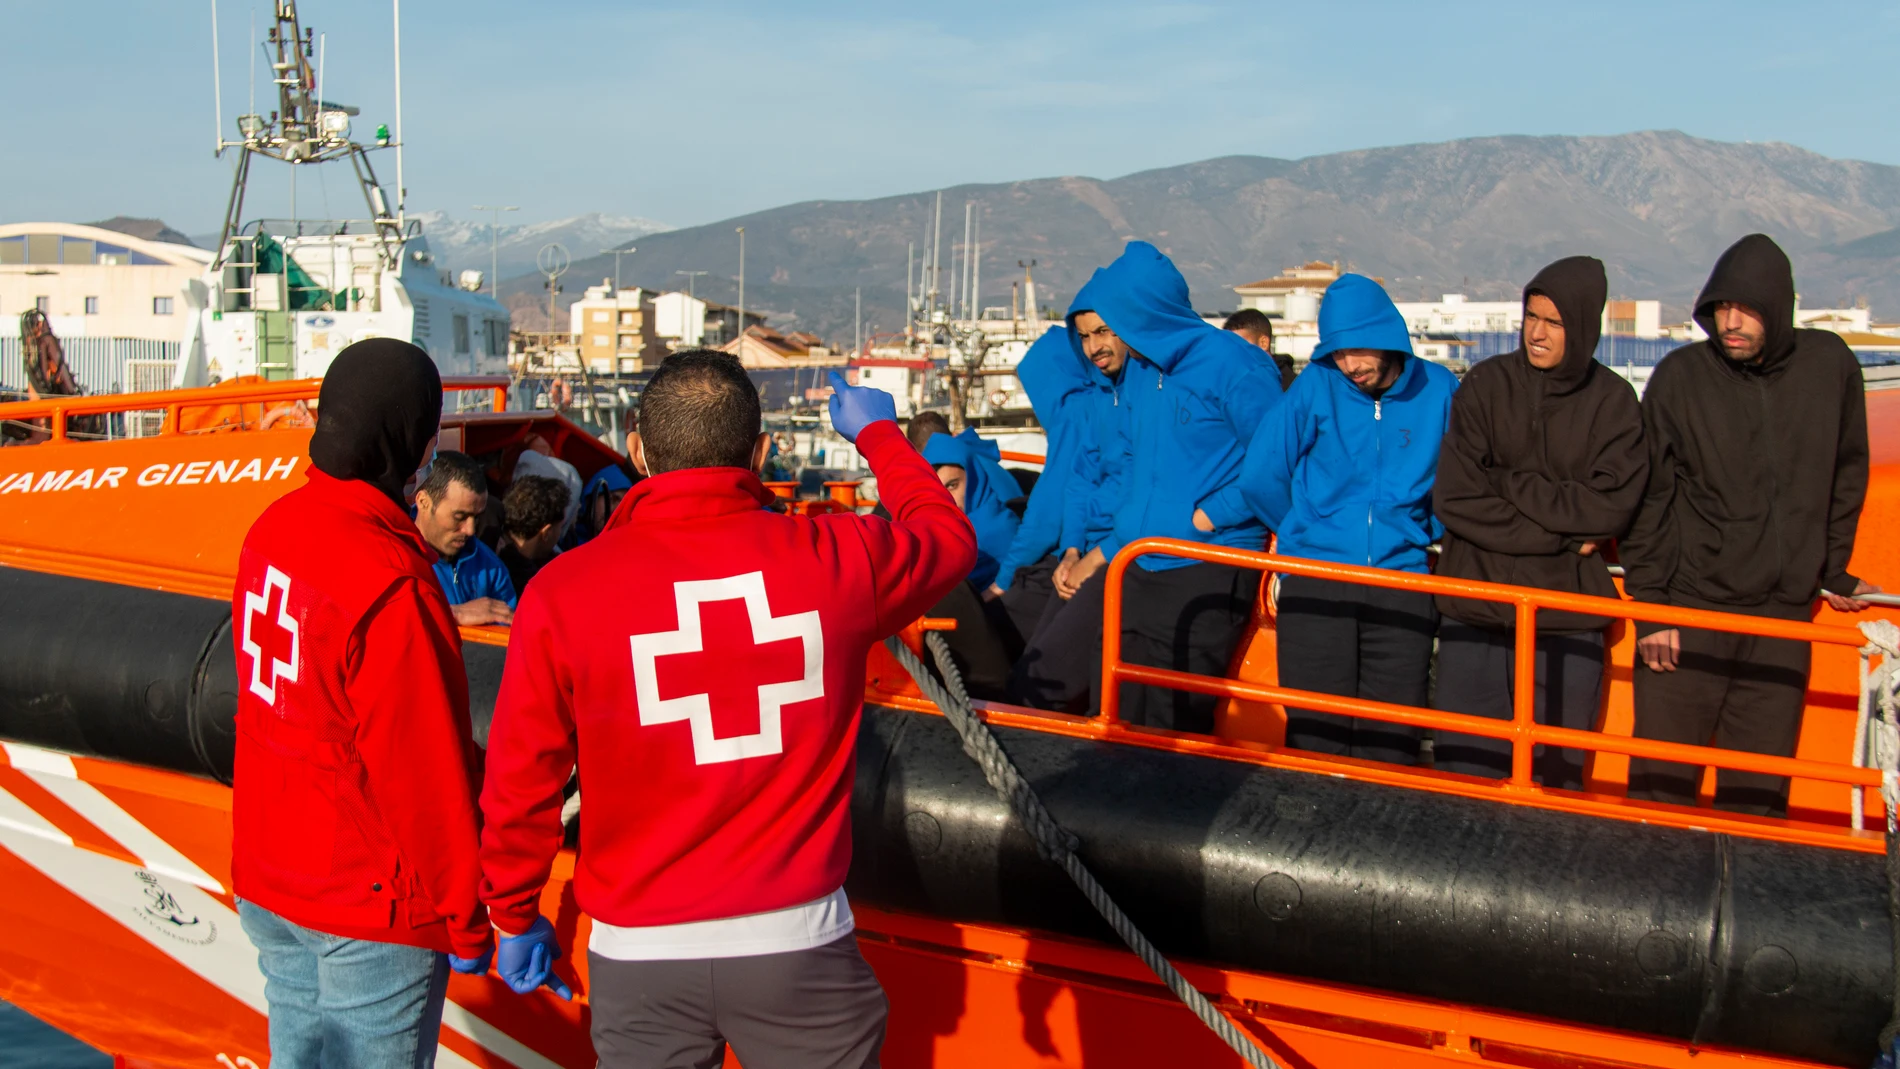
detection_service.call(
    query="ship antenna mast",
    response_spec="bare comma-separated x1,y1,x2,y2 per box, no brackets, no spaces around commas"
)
211,0,402,271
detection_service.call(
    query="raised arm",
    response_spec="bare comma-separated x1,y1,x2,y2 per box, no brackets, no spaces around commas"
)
350,579,491,960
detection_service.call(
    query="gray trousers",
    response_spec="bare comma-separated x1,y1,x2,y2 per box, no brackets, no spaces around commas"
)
588,935,887,1069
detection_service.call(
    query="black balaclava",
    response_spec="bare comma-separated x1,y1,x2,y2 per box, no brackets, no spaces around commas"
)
1522,254,1607,396
308,339,443,504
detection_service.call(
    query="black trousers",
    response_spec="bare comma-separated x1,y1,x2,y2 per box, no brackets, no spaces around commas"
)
926,580,1018,702
999,556,1059,650
1431,620,1605,790
1276,574,1436,766
1628,627,1811,816
1114,561,1261,735
1011,570,1107,715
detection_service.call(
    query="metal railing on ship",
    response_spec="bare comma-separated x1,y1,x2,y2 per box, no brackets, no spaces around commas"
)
1096,537,1896,849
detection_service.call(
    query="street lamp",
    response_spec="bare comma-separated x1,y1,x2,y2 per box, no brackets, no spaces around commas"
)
600,246,637,295
471,204,518,299
735,226,745,348
674,269,707,301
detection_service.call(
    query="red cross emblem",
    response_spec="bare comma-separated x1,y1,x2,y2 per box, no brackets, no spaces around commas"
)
240,566,300,704
629,571,824,765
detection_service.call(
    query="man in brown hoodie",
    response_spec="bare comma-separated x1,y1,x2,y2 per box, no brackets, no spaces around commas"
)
1431,256,1648,788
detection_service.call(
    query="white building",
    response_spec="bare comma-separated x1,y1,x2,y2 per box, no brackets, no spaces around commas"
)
0,222,211,341
1393,294,1522,335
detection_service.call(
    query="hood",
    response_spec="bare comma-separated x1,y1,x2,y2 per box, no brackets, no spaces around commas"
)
1522,255,1607,394
308,338,443,505
922,428,1020,587
1313,274,1414,363
1693,233,1798,370
1015,326,1090,426
1071,242,1212,375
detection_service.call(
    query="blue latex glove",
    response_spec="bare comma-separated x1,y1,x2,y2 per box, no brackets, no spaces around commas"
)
495,916,573,1000
827,370,897,444
447,946,492,975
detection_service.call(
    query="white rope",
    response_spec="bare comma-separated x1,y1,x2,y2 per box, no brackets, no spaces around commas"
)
1857,620,1900,831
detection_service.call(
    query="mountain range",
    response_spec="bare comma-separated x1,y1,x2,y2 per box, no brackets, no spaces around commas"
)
498,130,1900,343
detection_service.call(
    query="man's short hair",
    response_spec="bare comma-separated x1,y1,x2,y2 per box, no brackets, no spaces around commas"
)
417,450,487,502
1223,308,1275,343
638,349,761,473
906,410,951,452
503,475,570,539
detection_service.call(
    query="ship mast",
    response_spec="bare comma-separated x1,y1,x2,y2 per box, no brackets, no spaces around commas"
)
211,0,401,270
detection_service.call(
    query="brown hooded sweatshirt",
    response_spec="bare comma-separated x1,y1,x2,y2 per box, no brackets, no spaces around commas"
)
1434,255,1648,632
1620,233,1869,635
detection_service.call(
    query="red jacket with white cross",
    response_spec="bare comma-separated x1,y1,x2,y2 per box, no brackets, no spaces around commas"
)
231,469,491,960
477,419,976,934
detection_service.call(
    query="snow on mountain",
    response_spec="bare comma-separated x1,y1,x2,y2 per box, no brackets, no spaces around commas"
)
410,210,671,283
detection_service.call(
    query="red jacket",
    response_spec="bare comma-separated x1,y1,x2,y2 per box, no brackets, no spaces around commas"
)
478,419,975,934
232,469,491,959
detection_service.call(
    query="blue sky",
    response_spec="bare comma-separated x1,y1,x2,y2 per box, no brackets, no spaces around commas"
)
7,0,1900,233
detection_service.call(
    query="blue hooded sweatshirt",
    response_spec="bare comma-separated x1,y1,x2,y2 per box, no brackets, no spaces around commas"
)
923,429,1022,589
1232,273,1458,574
991,326,1086,591
1080,242,1284,571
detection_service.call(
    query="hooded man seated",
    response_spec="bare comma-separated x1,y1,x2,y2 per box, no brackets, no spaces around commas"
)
1054,241,1285,733
915,426,1025,699
1233,274,1458,766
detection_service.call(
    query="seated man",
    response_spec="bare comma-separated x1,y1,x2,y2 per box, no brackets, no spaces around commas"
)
922,428,1024,698
415,450,517,626
1011,271,1132,714
987,326,1090,641
1234,274,1457,765
1432,256,1647,789
498,475,572,594
567,464,636,547
1061,242,1284,733
1224,307,1296,390
477,352,973,1067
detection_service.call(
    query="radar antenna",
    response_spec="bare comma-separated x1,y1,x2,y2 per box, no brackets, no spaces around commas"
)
211,0,401,269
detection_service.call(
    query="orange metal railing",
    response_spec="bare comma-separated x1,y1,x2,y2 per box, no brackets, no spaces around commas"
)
1098,538,1889,799
0,376,513,439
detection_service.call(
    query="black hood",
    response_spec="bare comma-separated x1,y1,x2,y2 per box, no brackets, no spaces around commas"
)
308,339,443,505
1692,233,1798,371
1522,255,1607,395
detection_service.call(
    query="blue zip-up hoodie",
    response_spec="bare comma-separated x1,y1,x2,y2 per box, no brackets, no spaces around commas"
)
923,428,1022,590
1082,242,1284,571
992,326,1084,591
432,537,519,609
1058,269,1132,559
1233,273,1458,574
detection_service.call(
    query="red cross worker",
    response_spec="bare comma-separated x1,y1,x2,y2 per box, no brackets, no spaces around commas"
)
478,354,975,1067
229,341,494,1066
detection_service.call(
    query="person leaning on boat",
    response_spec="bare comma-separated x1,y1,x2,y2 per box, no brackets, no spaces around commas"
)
1230,274,1458,765
1429,256,1647,788
229,340,493,1069
1621,233,1881,816
476,351,975,1068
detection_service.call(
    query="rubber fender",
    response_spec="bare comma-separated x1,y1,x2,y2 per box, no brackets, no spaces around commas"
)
0,567,233,780
846,706,1890,1066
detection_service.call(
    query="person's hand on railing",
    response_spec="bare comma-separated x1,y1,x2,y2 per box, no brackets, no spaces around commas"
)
1637,628,1679,672
1821,579,1883,614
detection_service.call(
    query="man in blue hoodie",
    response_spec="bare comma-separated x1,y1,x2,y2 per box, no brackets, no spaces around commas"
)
1009,274,1136,713
987,327,1087,638
1060,242,1284,733
1234,274,1457,765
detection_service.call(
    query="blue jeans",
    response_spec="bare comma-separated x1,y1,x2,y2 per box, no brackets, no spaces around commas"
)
238,900,449,1069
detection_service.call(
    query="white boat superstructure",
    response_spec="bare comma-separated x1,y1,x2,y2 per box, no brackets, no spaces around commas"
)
174,0,510,388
